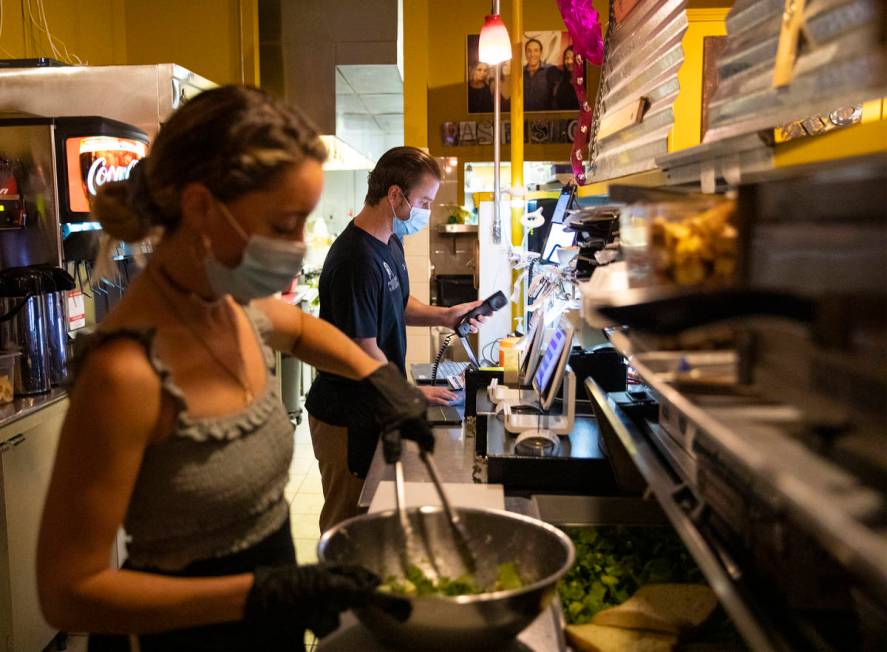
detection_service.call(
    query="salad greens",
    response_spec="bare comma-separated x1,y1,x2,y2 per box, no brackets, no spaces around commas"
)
559,527,703,625
380,561,524,597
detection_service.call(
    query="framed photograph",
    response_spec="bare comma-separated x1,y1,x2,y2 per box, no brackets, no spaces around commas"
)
466,31,585,114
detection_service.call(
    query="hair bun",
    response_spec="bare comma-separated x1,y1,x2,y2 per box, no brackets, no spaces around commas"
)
92,180,152,243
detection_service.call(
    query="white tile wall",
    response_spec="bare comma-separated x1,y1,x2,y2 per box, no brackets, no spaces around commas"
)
402,224,431,368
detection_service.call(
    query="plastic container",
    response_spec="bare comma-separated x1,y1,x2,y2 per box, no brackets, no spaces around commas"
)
0,351,19,404
619,204,653,288
498,336,521,384
620,198,737,289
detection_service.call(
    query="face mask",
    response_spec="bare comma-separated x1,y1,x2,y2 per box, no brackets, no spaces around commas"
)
204,200,307,303
392,191,431,238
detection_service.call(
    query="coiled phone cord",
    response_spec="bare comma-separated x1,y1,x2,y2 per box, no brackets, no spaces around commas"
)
430,333,455,384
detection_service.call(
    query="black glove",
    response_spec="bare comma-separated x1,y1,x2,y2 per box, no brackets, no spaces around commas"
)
244,563,384,639
357,363,435,459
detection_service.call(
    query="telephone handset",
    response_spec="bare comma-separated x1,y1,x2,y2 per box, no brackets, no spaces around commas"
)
455,291,508,337
430,291,509,382
455,291,508,368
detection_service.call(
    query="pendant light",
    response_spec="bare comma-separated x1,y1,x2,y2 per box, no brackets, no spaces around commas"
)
478,1,511,245
478,14,511,65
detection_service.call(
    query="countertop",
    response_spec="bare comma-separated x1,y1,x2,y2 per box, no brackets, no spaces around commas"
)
324,421,568,652
358,422,477,509
0,388,68,435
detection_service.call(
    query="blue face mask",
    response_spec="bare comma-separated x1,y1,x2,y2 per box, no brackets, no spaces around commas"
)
392,192,431,239
204,200,306,303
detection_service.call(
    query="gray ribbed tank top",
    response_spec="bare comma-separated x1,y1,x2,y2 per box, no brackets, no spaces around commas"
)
73,305,293,571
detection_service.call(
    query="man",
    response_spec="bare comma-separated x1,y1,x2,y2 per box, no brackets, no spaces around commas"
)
523,38,555,111
305,146,484,532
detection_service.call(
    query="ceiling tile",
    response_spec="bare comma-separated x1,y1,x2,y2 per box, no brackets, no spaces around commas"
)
338,113,382,132
335,93,367,114
360,93,402,114
338,65,402,94
335,69,352,94
374,113,404,134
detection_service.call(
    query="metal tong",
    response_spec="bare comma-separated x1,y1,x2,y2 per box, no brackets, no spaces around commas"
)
383,428,477,580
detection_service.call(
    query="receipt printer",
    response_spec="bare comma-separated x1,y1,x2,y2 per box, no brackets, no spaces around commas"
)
568,344,626,393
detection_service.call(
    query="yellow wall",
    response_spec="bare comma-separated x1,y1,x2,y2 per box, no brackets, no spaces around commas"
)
0,0,257,86
0,0,127,65
123,0,257,85
670,6,730,152
403,0,430,149
773,119,887,168
420,0,604,162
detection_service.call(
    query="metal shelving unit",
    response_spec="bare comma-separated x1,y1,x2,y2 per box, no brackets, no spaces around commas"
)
436,224,479,235
607,331,887,597
582,311,887,649
584,376,791,651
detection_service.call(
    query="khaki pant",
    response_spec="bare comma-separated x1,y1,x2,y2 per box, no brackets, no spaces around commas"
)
308,415,366,533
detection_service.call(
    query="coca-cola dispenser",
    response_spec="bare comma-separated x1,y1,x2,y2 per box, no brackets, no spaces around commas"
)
0,115,149,358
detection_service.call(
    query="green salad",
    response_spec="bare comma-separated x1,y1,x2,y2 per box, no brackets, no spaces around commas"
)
379,561,524,597
559,527,703,625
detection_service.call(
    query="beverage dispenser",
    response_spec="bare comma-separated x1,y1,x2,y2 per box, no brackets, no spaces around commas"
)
0,115,148,395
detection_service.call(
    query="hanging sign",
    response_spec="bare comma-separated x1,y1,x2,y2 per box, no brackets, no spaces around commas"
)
440,119,579,146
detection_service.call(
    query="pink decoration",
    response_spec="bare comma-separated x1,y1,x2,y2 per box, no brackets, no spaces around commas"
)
557,0,605,184
557,0,604,65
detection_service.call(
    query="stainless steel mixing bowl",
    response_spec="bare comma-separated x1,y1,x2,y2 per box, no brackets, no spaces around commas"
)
317,506,575,650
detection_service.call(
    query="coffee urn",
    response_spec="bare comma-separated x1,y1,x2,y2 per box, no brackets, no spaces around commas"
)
0,266,75,394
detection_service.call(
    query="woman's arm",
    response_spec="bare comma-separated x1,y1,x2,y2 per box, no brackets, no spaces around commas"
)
254,298,381,380
37,340,254,633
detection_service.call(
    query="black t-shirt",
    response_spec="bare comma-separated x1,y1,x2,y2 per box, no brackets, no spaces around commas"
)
305,221,410,427
468,84,493,113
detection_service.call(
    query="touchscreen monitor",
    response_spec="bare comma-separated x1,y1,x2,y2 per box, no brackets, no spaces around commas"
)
518,308,546,385
542,185,577,262
532,319,574,411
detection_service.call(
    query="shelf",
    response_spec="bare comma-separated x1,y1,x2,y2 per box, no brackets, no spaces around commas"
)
576,170,667,198
584,377,792,651
606,329,887,606
436,224,478,235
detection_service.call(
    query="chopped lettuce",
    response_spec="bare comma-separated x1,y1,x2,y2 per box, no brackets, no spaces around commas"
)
379,562,525,597
559,527,704,625
493,561,523,591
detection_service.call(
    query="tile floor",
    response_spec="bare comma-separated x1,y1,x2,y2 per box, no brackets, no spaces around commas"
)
288,418,324,565
289,417,323,651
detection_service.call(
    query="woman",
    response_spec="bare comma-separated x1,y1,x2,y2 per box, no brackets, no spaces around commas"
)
497,59,512,112
36,86,425,651
467,60,493,113
553,45,580,111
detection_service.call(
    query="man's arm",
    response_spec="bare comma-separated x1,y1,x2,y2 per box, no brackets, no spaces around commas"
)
404,295,450,327
405,296,484,330
356,335,455,406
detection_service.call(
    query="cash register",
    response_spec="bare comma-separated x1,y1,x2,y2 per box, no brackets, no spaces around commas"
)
472,312,614,493
411,291,510,425
488,318,576,454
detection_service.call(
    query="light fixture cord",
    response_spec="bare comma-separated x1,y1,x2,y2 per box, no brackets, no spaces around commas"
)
491,0,502,245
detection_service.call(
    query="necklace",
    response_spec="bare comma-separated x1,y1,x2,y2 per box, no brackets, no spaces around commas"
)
147,265,254,403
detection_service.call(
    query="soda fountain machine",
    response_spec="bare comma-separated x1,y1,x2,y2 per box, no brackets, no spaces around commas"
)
0,115,149,396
